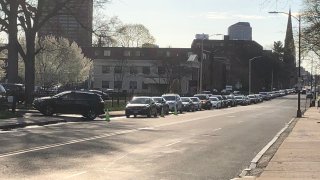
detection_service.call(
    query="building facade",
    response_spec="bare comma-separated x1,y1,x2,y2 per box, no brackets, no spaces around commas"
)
228,22,252,41
86,47,199,96
191,37,265,93
38,0,93,47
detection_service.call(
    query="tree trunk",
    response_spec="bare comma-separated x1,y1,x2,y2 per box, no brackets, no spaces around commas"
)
24,32,36,105
7,0,19,83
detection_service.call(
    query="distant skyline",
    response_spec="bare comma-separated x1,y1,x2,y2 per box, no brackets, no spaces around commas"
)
104,0,302,50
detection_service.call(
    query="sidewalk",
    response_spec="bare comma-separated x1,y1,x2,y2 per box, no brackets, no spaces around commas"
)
0,109,125,130
234,107,320,180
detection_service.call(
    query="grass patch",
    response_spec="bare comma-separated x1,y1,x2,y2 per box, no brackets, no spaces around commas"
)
0,111,23,119
105,101,126,111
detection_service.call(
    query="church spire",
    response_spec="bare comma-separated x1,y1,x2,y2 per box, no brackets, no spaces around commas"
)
284,9,296,65
283,9,297,88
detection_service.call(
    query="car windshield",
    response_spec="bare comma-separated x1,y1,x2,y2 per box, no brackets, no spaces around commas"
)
194,95,206,100
130,97,151,104
248,95,255,98
153,98,162,103
209,97,218,101
190,98,199,102
181,98,190,102
235,96,243,99
163,96,176,101
53,91,70,98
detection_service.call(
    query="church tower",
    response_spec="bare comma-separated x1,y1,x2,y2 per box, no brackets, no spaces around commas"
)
283,9,297,88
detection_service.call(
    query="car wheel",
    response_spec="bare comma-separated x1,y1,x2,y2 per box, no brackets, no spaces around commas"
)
84,109,97,120
126,114,130,118
134,114,137,118
43,105,54,116
165,107,169,115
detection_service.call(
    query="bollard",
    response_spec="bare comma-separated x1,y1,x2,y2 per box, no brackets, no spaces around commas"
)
160,106,165,117
105,109,110,122
174,105,178,115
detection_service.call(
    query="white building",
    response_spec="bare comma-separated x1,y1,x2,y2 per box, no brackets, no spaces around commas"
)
89,47,199,96
228,22,252,41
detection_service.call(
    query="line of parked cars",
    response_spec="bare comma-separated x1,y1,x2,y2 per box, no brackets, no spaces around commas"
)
125,89,295,118
29,88,296,120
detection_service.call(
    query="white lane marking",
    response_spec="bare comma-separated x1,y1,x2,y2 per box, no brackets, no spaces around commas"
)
165,140,182,147
0,106,278,158
64,171,87,179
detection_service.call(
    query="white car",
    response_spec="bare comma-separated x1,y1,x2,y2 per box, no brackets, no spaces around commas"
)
209,97,221,109
190,97,201,111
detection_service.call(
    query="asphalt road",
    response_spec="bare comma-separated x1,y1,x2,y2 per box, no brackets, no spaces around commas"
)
0,95,299,180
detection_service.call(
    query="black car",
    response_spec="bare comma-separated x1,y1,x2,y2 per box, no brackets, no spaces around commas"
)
0,84,8,110
181,97,195,112
125,97,158,118
193,94,212,110
33,91,105,120
1,83,25,103
89,90,110,100
152,97,169,115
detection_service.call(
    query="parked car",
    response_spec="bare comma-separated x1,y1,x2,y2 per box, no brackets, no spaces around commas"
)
193,94,212,110
33,91,105,120
0,84,9,110
162,94,183,113
89,90,109,100
211,95,227,108
181,97,195,112
1,83,25,103
152,97,169,115
259,92,271,101
125,96,158,118
209,97,221,109
226,95,237,107
234,95,249,106
189,97,202,111
247,94,258,104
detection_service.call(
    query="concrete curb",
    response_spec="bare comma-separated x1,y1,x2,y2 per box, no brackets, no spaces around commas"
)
232,117,296,179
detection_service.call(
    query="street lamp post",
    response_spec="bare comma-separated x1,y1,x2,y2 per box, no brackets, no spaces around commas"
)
197,33,224,93
269,11,302,117
249,56,262,95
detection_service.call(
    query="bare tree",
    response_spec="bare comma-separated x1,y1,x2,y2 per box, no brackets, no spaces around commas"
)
116,24,155,47
0,0,110,104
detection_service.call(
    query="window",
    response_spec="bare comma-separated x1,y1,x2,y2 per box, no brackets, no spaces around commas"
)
166,51,171,57
129,81,137,89
114,66,122,74
102,81,109,88
102,66,110,74
158,66,165,75
114,81,122,89
124,50,131,57
94,50,101,56
130,66,138,75
142,66,150,75
135,51,141,56
142,82,148,90
104,50,111,56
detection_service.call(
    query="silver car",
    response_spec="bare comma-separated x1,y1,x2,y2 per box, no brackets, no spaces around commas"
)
189,97,201,111
162,94,183,113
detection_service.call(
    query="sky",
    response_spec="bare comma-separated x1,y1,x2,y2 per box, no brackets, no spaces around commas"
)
104,0,303,50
